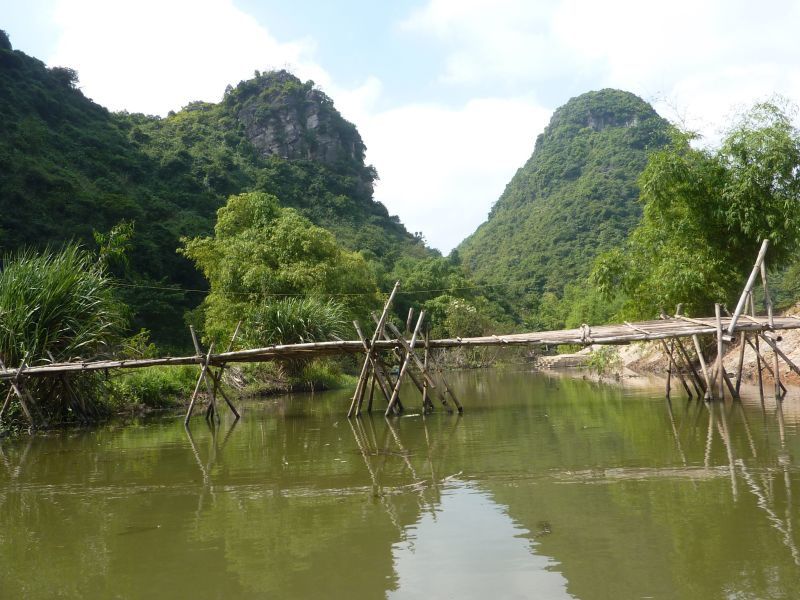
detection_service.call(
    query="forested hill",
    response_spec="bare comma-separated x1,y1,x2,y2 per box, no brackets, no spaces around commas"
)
457,89,671,317
0,31,427,344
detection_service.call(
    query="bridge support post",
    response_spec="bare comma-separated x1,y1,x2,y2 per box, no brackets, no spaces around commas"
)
353,320,395,413
349,282,400,418
0,354,36,428
381,318,457,414
385,311,425,416
185,324,242,425
185,339,215,425
715,304,725,401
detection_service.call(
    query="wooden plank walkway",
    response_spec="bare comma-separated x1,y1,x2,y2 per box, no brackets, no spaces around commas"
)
2,315,799,381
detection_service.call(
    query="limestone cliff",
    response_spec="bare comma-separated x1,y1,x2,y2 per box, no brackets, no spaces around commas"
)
227,70,374,192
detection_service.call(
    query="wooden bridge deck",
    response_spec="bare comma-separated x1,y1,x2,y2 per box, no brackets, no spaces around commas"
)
3,314,799,381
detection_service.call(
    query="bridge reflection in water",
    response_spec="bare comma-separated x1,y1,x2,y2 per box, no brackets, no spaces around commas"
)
1,370,800,599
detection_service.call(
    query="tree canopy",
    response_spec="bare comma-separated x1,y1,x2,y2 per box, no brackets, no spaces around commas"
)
0,39,427,347
457,89,671,322
181,192,379,345
591,101,800,317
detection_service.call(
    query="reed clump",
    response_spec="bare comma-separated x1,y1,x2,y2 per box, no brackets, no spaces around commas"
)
0,244,126,426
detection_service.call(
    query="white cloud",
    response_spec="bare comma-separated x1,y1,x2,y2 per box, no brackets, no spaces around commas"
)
361,97,551,252
49,0,328,115
46,0,800,254
403,0,800,140
401,0,568,84
45,0,554,252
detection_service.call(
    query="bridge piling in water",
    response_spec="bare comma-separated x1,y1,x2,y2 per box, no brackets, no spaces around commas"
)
2,240,800,429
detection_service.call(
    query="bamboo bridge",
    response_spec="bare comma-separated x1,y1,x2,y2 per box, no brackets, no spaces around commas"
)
2,240,800,428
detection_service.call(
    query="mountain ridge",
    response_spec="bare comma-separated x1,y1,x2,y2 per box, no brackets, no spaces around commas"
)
0,32,427,343
457,88,672,318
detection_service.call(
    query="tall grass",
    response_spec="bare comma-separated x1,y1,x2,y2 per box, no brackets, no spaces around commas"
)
242,297,347,380
0,244,126,426
0,244,124,364
242,297,346,346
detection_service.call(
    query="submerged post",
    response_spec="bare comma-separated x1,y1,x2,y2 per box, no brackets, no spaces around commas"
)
385,311,425,417
348,282,400,418
715,304,725,401
760,260,782,400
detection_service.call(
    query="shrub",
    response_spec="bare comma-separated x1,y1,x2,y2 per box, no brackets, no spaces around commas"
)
109,366,197,409
242,297,346,346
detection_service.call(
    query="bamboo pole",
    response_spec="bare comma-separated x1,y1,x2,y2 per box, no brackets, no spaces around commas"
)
376,356,403,414
406,308,415,336
715,304,725,401
749,293,773,403
691,334,713,397
425,349,462,413
209,321,242,419
0,386,12,421
356,344,393,416
423,332,431,411
665,352,672,399
369,313,431,400
0,355,34,426
185,342,214,425
349,282,400,418
675,338,705,396
367,368,377,413
660,340,692,398
758,334,800,381
352,320,394,414
376,317,440,392
728,239,769,336
760,261,782,399
735,330,747,394
353,321,392,403
189,326,218,421
385,311,425,417
745,336,786,396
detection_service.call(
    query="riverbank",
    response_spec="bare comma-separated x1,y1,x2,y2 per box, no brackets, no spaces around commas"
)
0,359,359,436
543,304,800,389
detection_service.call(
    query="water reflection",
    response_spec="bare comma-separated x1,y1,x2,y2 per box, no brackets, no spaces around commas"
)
390,482,571,600
690,396,800,567
1,371,800,599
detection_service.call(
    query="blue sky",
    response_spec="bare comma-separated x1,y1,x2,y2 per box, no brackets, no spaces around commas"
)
4,0,800,252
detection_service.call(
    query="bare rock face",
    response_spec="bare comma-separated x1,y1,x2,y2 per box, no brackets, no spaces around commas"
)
233,70,365,168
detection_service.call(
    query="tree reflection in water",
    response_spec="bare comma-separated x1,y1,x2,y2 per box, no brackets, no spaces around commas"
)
1,371,800,598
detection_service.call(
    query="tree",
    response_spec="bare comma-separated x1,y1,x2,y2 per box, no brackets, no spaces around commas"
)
49,66,79,88
591,101,800,317
180,191,379,344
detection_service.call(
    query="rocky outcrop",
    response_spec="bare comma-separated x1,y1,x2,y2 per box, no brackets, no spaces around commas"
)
232,70,366,169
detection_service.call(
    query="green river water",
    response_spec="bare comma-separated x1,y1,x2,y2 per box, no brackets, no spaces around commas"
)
1,369,799,599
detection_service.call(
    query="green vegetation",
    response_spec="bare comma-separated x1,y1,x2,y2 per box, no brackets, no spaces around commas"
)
0,244,124,366
585,346,622,376
0,244,126,426
458,89,671,324
180,191,380,387
0,34,427,347
592,101,800,318
108,365,198,409
243,298,347,347
180,191,379,345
